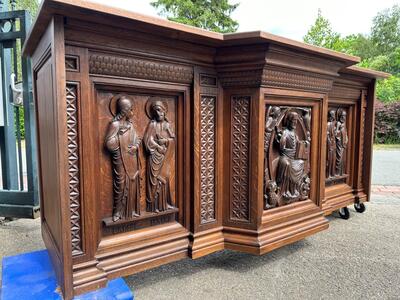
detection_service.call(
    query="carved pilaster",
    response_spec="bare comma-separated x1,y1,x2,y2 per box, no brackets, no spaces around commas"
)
66,84,82,256
199,96,216,224
230,96,250,221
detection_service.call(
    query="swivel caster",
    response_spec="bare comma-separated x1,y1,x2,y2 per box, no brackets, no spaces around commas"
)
354,202,366,213
338,207,350,220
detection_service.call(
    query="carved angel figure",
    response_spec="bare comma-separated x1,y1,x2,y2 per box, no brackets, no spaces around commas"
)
276,111,307,203
335,109,348,176
264,180,280,209
144,98,175,213
105,95,141,222
326,109,337,178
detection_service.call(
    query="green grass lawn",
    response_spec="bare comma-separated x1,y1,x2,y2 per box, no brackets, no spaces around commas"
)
374,144,400,150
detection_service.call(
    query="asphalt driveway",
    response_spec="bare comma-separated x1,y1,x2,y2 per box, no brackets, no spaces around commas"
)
0,149,399,299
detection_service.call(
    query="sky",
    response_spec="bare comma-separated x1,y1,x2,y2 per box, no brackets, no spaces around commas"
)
89,0,399,41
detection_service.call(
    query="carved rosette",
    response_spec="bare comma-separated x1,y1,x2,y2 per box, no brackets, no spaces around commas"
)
199,96,216,224
263,106,311,209
66,84,82,255
230,96,250,221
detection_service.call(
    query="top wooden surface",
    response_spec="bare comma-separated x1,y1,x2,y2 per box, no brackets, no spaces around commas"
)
23,0,389,78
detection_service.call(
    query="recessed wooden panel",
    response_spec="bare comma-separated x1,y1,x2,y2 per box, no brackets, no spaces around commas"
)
230,96,251,221
94,90,180,235
263,105,311,209
199,95,216,224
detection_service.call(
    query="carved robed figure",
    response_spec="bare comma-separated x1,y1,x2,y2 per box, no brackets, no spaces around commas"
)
105,95,142,222
276,111,308,203
326,109,337,178
335,109,348,176
144,98,176,212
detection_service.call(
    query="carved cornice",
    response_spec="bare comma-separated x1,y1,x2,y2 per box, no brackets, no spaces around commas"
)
219,69,264,88
89,53,194,84
262,68,333,92
329,84,362,99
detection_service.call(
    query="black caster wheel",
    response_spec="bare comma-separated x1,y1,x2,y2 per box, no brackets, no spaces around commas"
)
338,207,350,220
354,202,366,213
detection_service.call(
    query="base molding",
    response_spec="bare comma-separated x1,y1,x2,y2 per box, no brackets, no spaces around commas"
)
189,227,225,259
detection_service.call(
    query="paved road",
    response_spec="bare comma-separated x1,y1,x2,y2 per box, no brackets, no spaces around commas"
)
372,149,400,186
0,149,399,299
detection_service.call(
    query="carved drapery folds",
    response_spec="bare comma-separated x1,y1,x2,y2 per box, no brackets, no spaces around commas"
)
325,108,349,185
104,95,176,224
264,106,311,210
230,96,250,221
66,84,83,255
200,96,216,224
144,98,176,213
105,94,142,221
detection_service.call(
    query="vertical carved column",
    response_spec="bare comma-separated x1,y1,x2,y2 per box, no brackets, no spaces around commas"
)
200,96,217,224
230,96,250,221
66,84,82,256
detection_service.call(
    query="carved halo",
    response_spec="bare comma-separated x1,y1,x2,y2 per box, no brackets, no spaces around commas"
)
109,93,132,117
145,96,169,119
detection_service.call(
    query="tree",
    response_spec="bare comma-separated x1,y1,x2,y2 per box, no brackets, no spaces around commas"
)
151,0,239,33
303,9,342,50
371,5,400,56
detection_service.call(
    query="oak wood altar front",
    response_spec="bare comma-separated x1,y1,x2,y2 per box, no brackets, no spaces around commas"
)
23,1,388,299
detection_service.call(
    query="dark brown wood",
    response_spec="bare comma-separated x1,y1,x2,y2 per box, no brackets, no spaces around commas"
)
24,1,389,299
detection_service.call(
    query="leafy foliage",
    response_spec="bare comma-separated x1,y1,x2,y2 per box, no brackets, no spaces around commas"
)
374,101,400,144
371,5,400,56
304,6,400,103
304,9,342,50
151,0,239,33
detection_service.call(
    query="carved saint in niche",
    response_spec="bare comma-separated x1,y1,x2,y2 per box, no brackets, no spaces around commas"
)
335,109,348,176
105,95,141,222
263,107,311,209
326,109,337,178
276,112,309,203
144,97,175,213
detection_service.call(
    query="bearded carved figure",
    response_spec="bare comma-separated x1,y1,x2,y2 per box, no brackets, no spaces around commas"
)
105,95,141,222
263,107,311,209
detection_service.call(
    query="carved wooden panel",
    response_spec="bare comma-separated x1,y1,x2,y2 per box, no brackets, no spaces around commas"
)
89,53,193,84
66,83,83,255
199,95,216,224
65,55,79,72
98,91,179,234
325,107,349,186
200,74,217,87
262,69,333,92
264,106,311,209
230,96,250,221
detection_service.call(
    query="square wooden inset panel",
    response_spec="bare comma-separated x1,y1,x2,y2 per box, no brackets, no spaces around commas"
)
65,55,80,72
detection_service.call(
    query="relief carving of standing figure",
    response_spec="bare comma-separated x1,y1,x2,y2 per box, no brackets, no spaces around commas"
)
276,112,307,203
144,98,175,213
105,95,141,222
335,109,348,176
326,110,337,178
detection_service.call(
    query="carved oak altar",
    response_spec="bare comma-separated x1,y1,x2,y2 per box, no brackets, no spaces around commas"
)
23,1,389,299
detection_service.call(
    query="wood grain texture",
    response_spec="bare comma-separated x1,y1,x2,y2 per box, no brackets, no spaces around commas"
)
26,3,384,299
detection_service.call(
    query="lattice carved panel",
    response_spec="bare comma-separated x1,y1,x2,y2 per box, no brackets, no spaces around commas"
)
66,84,83,255
230,96,250,221
199,96,216,224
